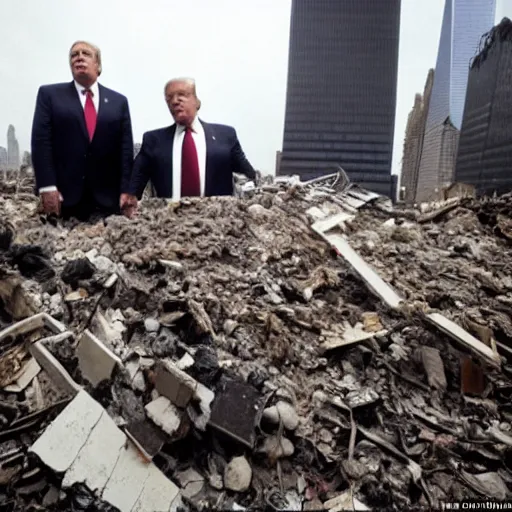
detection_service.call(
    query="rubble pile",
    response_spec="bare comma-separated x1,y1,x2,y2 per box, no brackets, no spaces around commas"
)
344,194,512,361
0,175,511,510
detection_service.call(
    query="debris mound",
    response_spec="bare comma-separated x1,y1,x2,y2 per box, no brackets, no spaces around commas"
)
0,172,511,510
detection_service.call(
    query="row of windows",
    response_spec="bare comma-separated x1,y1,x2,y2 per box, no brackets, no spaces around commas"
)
285,132,392,144
283,140,391,153
282,149,390,163
284,126,393,139
280,159,391,173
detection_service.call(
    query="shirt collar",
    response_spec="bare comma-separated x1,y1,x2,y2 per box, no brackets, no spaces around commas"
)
177,117,201,133
74,80,99,98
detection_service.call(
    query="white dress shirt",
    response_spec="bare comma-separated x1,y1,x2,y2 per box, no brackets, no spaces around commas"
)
171,117,207,201
39,81,100,193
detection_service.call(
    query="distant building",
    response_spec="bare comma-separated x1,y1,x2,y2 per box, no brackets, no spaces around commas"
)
0,147,7,170
133,143,141,159
275,150,282,175
279,0,401,197
400,69,434,205
7,125,20,170
455,18,512,196
414,0,496,203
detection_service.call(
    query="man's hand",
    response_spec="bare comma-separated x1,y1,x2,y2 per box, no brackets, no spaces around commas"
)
40,190,63,215
120,193,137,219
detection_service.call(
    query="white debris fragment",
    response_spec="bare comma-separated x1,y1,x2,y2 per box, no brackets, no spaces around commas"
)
224,456,252,492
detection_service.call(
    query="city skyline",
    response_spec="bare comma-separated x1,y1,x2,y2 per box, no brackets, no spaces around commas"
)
2,1,512,186
411,0,497,202
278,0,401,197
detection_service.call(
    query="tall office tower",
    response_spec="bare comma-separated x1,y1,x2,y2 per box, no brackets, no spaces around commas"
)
279,0,401,197
455,18,512,196
400,69,434,205
0,147,7,170
414,0,496,203
7,125,20,170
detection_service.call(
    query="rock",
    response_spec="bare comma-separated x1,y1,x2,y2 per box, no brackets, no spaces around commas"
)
224,456,252,492
144,318,160,333
260,435,295,459
263,401,299,430
91,255,117,274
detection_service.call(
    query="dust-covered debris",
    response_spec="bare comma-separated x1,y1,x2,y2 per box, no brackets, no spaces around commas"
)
0,172,511,510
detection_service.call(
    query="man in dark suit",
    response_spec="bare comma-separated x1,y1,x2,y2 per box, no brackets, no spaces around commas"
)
31,40,134,220
126,77,256,212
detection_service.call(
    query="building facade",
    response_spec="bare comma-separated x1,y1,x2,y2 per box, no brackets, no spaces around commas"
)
414,0,496,203
279,0,401,197
7,125,20,170
455,18,512,196
400,69,434,205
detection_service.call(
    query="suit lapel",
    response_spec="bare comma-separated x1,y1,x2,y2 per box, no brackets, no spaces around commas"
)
201,120,216,195
68,82,88,141
95,84,107,137
165,125,176,197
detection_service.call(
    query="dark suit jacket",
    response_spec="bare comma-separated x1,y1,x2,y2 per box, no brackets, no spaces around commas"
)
31,81,134,210
129,121,255,199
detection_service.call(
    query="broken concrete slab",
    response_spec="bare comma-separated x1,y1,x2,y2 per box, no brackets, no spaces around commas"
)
132,463,182,512
101,442,154,511
62,410,126,491
154,360,197,408
30,389,182,512
145,396,183,436
29,390,104,472
76,329,122,386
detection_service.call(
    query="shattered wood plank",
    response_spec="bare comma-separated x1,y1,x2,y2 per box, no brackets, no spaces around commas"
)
311,212,355,234
317,232,403,309
426,313,501,367
417,198,461,224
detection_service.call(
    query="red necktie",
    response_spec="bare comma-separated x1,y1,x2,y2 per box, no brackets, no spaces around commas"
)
83,90,97,141
180,127,200,197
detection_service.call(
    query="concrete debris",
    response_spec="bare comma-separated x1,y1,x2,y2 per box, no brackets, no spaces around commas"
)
224,456,252,492
0,172,512,509
76,329,122,386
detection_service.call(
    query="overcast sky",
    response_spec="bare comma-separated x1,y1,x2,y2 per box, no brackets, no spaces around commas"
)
1,0,511,176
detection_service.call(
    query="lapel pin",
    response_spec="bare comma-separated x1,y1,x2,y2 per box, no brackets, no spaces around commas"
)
104,98,109,103
212,135,216,140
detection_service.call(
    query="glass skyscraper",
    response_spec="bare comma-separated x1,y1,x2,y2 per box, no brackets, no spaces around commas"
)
278,0,401,197
455,18,512,196
414,0,496,203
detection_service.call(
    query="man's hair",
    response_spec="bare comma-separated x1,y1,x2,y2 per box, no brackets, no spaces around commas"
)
69,41,102,76
164,77,196,96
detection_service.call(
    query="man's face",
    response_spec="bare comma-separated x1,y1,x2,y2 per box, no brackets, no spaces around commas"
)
165,81,199,126
70,43,99,84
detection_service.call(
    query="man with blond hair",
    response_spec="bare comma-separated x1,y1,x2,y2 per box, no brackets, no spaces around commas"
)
126,77,256,210
31,41,134,220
